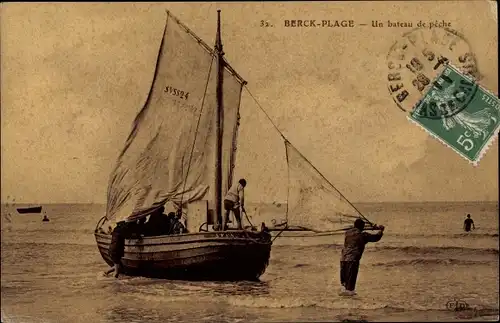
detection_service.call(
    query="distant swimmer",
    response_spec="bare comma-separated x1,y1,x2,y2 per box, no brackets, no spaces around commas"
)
463,214,475,232
339,219,385,296
42,215,49,222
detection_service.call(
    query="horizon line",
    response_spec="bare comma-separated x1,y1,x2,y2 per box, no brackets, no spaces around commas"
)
2,200,498,205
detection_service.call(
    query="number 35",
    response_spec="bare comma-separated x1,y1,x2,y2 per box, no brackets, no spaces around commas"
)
457,132,474,151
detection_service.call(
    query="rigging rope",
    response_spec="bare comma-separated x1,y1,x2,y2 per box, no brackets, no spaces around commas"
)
277,231,347,238
244,87,287,142
244,86,291,232
243,86,374,227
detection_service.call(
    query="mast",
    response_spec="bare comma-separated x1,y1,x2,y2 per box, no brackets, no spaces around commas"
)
214,9,224,228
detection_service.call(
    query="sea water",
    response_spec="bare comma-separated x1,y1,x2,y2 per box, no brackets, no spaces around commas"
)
1,202,498,322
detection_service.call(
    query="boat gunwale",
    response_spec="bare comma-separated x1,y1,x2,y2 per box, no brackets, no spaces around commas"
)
98,244,270,257
94,231,273,247
96,237,272,248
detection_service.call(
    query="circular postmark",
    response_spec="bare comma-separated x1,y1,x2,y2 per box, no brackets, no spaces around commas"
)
386,27,481,118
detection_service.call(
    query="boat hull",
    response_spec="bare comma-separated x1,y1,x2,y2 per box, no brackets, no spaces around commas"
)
94,231,272,281
17,206,42,214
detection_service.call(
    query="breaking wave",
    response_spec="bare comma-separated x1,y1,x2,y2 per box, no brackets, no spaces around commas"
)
390,232,499,238
375,245,499,255
277,244,499,255
226,297,499,318
372,258,494,267
134,293,499,314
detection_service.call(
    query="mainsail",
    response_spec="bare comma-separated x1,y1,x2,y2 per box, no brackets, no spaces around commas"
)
106,12,244,223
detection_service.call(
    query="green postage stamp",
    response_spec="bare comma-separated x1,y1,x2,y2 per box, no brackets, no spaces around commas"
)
409,64,500,166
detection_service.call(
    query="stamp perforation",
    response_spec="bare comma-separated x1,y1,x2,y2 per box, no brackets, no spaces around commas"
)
408,62,499,166
442,63,500,163
407,116,498,167
407,116,475,164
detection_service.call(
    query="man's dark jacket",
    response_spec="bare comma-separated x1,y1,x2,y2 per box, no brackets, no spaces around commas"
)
341,227,383,261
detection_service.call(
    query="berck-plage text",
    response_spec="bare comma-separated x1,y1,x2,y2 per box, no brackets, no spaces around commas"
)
284,20,355,28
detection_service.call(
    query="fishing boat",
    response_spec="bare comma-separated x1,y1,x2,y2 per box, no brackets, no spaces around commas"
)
17,206,42,214
94,10,375,281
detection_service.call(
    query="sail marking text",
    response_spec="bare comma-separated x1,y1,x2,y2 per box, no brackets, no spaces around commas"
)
164,86,190,100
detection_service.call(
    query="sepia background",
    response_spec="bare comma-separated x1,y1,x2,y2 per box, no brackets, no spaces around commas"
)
1,1,498,323
1,1,498,204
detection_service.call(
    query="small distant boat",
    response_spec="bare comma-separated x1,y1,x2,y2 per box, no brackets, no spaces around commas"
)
42,215,50,222
17,206,42,214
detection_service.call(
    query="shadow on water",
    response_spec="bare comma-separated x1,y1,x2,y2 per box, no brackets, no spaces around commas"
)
105,304,263,323
101,276,271,298
104,306,166,323
189,280,270,296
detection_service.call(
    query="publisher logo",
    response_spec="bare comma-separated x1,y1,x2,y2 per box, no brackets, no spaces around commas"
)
446,298,470,311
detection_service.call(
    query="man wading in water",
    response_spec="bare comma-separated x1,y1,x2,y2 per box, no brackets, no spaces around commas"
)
463,214,475,232
340,219,385,296
104,222,126,278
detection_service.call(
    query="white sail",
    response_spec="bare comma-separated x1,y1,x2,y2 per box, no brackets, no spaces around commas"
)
104,10,370,234
284,140,366,233
105,13,244,223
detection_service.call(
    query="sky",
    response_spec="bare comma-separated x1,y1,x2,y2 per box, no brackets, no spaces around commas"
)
1,1,498,204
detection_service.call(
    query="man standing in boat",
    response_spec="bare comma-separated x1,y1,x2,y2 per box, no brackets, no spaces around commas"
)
340,218,384,296
171,210,187,234
222,178,246,231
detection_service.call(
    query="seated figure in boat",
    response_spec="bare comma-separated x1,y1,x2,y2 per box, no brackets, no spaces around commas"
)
170,210,187,234
104,221,126,278
165,212,177,234
124,217,146,238
144,206,170,236
98,225,112,234
222,178,246,231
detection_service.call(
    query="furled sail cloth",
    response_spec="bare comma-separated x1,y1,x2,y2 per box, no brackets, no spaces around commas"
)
105,13,244,224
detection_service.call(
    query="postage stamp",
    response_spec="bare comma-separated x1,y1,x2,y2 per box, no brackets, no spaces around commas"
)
387,27,481,114
408,64,500,166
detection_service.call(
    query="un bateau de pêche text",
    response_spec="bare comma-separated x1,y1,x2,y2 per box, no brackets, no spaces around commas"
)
282,20,451,28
